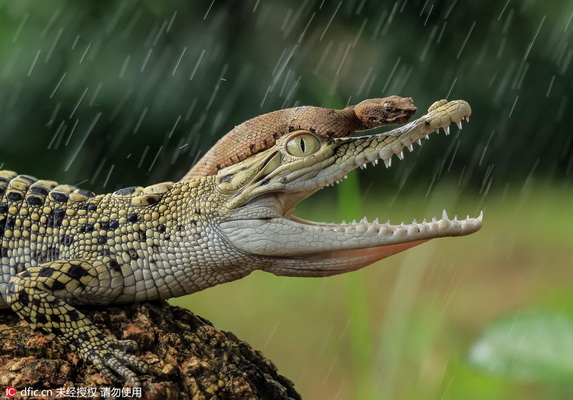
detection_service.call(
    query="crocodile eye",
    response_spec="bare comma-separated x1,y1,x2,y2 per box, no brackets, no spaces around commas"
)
285,134,321,157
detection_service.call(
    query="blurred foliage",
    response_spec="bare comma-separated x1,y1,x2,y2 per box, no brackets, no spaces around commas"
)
470,309,573,382
0,0,571,192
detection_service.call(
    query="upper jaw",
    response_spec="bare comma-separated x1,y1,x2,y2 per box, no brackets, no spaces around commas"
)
315,99,473,189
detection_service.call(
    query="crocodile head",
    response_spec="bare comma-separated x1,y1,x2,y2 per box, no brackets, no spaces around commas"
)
216,100,482,277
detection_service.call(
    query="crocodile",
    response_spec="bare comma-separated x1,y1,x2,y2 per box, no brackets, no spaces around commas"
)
0,98,481,386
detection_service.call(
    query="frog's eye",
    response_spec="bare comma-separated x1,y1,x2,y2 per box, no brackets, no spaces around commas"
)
285,134,321,157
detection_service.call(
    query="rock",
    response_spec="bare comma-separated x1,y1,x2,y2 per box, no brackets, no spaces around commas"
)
0,301,301,400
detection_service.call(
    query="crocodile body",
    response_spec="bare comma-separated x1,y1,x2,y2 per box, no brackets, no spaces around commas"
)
0,99,481,385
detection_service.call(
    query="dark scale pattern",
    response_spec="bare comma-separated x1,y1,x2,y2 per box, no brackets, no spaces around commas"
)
0,172,197,386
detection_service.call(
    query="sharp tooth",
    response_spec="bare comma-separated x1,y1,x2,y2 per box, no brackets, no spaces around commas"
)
478,211,484,220
422,218,427,224
397,151,404,160
456,121,463,129
360,217,368,224
432,217,437,223
360,164,366,170
412,219,417,224
407,144,414,152
383,158,391,168
442,209,449,220
417,139,422,146
372,159,378,166
443,126,450,135
373,217,379,224
453,215,458,222
465,116,470,122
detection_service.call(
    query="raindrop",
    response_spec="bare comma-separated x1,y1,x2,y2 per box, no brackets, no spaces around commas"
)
134,107,149,134
313,40,333,76
48,121,66,150
565,9,573,32
437,20,448,43
382,57,400,93
12,13,29,43
69,87,89,119
65,119,79,146
28,50,41,76
253,0,261,13
50,72,67,99
119,55,131,78
351,18,367,47
478,130,496,166
166,11,178,32
204,0,216,20
445,77,457,99
320,1,342,41
335,43,352,76
152,20,168,46
90,157,106,185
523,15,545,61
172,47,187,76
381,3,398,36
281,75,301,108
545,75,556,98
41,9,60,37
420,25,438,61
297,12,315,44
103,164,115,188
71,34,80,50
189,49,206,81
444,0,459,19
45,27,63,63
423,5,434,26
105,1,129,35
79,43,91,63
148,146,163,172
89,83,103,107
140,48,153,72
168,115,181,139
498,0,511,20
508,95,518,118
206,63,228,111
138,145,149,169
456,21,476,59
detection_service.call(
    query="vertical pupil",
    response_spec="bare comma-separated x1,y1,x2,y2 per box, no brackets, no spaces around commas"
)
300,138,306,153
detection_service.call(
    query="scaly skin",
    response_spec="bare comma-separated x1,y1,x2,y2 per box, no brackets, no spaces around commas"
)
182,96,417,179
0,99,481,385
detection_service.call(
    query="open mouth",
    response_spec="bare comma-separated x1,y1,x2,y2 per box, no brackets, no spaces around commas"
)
221,100,482,271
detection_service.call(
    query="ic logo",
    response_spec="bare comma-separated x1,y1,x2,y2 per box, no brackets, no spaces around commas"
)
4,387,16,398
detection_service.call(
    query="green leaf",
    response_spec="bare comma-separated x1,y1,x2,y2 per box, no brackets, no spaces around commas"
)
469,310,573,382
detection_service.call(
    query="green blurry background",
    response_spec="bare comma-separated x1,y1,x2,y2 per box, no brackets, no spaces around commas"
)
1,1,572,399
